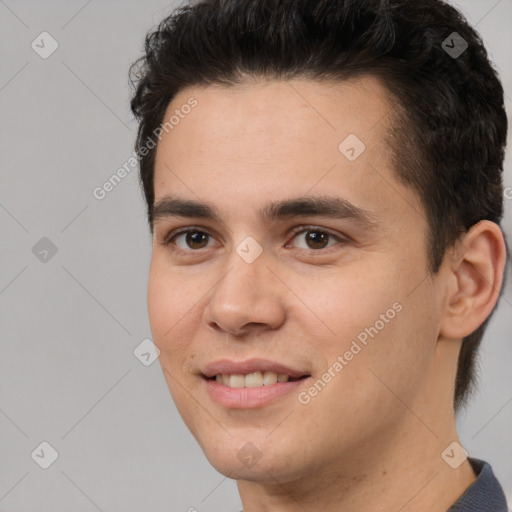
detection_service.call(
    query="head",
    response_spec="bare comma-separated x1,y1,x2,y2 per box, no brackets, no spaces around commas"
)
129,0,508,483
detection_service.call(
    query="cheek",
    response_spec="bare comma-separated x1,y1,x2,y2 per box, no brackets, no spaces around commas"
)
147,263,197,360
305,263,434,390
147,267,201,420
147,270,172,345
301,267,401,348
296,300,433,450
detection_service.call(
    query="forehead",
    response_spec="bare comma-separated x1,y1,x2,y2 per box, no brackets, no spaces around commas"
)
152,76,421,226
157,76,394,156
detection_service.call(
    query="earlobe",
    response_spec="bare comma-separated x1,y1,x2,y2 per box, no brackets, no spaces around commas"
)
439,220,507,340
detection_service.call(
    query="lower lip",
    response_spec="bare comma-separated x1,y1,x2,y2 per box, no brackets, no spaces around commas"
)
204,377,309,409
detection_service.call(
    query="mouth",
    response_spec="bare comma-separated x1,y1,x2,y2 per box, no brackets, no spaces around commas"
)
200,359,312,409
204,371,310,388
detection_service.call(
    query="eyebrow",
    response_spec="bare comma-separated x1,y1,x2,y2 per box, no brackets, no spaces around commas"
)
152,194,380,230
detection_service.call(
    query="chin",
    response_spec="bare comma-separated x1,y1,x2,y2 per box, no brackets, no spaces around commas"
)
205,452,294,483
196,433,307,483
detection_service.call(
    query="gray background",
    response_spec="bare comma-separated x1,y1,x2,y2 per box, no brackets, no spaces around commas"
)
0,1,511,511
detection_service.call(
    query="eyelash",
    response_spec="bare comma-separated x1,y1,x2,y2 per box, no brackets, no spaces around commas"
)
160,225,347,256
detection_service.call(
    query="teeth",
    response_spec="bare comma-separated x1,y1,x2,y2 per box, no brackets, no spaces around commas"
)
263,371,278,386
229,374,245,388
213,371,291,388
245,371,264,387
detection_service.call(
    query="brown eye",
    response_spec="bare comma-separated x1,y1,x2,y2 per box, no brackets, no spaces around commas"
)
183,231,210,249
303,231,330,249
289,228,341,251
165,229,214,251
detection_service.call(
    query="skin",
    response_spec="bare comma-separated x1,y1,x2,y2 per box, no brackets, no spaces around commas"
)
147,76,506,512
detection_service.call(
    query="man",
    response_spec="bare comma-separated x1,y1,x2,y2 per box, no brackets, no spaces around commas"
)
129,0,509,510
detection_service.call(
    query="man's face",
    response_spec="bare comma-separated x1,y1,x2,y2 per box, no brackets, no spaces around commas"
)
148,77,445,482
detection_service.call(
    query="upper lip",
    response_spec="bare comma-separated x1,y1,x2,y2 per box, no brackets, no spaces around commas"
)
201,358,310,379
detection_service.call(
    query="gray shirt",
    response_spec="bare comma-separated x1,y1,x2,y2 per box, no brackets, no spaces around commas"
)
448,458,508,511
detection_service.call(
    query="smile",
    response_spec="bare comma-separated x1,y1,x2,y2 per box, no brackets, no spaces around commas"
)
203,375,311,408
211,371,305,388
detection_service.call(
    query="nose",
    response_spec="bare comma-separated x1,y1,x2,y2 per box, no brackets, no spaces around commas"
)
202,252,286,337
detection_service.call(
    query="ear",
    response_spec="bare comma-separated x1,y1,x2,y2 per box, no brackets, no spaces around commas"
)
439,220,507,340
